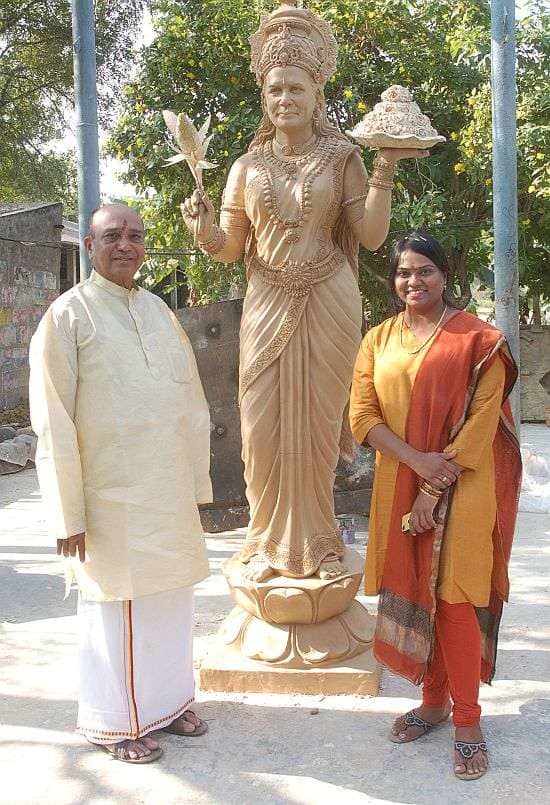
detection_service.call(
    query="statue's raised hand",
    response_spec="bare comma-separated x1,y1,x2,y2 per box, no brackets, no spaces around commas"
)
378,147,429,163
180,188,216,242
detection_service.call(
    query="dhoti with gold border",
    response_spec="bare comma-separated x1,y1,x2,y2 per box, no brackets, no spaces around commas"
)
76,587,195,744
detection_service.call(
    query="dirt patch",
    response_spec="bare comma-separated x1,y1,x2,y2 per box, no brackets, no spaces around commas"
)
0,403,31,427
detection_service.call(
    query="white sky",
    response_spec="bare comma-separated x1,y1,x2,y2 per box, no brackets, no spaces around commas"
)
100,7,154,199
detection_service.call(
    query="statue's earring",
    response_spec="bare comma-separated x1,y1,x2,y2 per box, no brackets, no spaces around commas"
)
312,107,321,129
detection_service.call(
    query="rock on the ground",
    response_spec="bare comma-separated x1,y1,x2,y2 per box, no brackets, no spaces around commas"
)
0,426,17,443
16,426,36,437
0,434,37,466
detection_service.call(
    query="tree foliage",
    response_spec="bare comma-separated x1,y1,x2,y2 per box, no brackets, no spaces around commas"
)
0,0,147,206
108,0,549,313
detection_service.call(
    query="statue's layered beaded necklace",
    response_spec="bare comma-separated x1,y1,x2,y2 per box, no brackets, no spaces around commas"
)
257,136,335,245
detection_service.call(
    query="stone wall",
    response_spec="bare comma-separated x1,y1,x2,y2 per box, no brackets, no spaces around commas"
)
520,325,550,422
0,204,62,410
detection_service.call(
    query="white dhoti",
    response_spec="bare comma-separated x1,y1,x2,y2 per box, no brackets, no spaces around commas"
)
77,587,195,744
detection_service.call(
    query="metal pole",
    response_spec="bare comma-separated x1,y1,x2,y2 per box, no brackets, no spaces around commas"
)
71,0,101,281
491,0,520,429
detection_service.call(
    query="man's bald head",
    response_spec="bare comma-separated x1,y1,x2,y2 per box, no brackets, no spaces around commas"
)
84,204,145,289
87,204,144,237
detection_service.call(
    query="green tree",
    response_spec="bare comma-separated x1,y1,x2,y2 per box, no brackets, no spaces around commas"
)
0,0,147,205
108,0,549,313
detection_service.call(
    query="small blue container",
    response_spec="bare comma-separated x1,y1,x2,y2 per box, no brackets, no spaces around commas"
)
338,516,356,544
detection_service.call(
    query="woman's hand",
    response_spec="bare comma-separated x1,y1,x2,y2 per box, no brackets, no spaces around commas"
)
409,493,438,536
377,147,429,163
408,448,461,488
180,188,216,242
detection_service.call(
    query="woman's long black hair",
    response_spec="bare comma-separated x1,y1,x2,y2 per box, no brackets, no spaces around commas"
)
387,231,454,313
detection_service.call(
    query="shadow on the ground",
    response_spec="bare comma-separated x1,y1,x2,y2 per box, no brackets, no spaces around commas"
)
0,561,76,623
0,545,57,554
2,697,550,805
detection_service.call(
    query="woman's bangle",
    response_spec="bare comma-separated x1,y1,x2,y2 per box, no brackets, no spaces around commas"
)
421,480,444,496
419,487,440,501
420,481,444,499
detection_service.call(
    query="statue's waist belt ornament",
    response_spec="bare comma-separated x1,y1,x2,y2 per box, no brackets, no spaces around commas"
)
252,249,345,298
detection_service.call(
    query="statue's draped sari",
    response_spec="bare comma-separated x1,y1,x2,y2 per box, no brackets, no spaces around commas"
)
235,135,363,577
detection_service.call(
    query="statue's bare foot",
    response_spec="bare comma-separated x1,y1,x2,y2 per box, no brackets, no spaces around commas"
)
317,555,347,580
241,558,276,583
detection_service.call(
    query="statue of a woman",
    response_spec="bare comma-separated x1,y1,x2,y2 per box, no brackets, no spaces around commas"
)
181,1,425,582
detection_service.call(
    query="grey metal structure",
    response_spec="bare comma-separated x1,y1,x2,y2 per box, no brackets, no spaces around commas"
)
491,0,520,427
71,0,101,281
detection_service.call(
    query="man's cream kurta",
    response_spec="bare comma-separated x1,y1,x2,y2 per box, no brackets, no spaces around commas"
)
29,271,211,602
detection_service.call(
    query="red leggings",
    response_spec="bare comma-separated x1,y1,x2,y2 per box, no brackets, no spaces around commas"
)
422,598,482,727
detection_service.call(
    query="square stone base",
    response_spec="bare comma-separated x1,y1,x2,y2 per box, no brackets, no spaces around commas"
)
199,641,381,696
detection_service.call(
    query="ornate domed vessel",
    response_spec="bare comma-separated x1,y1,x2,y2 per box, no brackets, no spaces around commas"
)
348,85,446,149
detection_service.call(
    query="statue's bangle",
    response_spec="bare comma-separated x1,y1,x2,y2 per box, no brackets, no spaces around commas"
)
199,226,227,255
373,153,397,175
370,154,396,188
368,177,394,191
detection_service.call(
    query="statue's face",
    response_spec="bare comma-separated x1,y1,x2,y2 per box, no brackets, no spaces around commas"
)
263,65,317,133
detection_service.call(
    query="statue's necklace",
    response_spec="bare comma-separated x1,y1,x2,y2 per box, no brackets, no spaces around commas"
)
399,305,448,355
258,138,331,245
273,132,318,159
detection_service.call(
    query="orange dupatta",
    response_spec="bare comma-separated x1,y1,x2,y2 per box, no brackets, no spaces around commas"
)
374,312,521,685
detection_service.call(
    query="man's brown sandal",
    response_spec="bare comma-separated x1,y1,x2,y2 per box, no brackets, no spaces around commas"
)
162,710,208,737
454,741,488,781
96,739,163,764
390,708,451,744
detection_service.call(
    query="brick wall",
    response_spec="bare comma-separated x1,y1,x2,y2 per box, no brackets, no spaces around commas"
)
0,203,62,410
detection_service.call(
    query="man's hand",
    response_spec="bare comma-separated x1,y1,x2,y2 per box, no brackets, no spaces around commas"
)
57,532,86,562
409,493,438,536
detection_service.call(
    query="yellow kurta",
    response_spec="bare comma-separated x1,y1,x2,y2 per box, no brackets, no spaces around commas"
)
350,314,505,606
29,271,212,602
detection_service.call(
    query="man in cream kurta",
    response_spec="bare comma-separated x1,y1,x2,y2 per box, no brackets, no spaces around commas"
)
29,204,211,763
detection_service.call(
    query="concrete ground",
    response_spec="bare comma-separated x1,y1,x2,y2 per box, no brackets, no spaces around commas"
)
1,425,549,805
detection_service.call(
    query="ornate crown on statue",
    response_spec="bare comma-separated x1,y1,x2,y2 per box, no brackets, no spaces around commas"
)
250,1,337,87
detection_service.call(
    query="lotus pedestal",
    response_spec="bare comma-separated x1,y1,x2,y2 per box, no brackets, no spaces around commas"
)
198,547,381,695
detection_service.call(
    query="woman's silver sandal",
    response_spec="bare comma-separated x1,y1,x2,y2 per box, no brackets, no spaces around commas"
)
454,740,488,780
390,708,450,743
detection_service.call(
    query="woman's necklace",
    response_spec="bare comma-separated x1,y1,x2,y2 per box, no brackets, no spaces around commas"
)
257,137,333,245
399,304,448,355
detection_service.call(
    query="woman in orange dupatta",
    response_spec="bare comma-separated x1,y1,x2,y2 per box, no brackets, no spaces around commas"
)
350,232,521,781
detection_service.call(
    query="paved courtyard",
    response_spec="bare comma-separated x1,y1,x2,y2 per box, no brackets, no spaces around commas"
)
1,425,549,804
